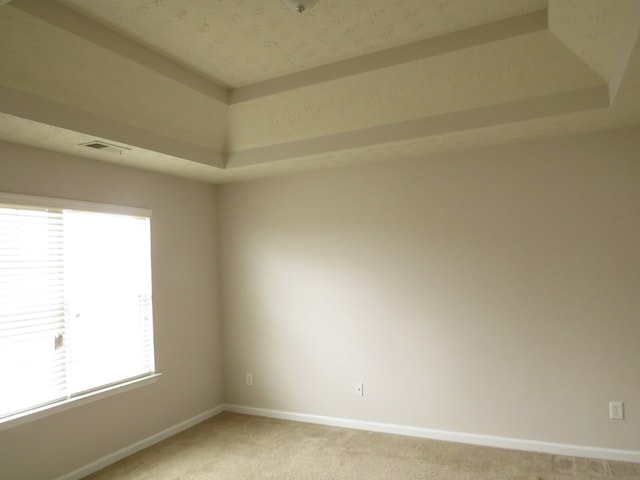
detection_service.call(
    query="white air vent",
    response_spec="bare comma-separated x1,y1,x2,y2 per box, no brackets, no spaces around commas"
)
79,141,130,155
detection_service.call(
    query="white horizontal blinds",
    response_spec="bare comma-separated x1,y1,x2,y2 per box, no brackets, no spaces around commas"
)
0,206,67,417
64,211,154,395
0,193,154,421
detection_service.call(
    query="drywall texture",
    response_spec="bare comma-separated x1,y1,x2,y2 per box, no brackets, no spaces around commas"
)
59,0,546,87
219,126,640,452
0,6,227,151
549,0,637,81
227,32,604,150
0,142,222,480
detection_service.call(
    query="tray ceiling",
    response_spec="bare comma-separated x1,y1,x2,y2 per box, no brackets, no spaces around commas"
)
0,0,639,183
58,0,546,87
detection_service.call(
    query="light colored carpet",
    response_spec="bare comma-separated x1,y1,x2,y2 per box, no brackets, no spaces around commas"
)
83,412,640,479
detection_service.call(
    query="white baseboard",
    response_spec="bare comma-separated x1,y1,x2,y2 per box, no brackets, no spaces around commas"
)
56,403,640,479
224,404,640,464
55,405,225,480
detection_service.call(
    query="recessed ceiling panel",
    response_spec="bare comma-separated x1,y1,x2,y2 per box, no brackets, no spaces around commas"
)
0,6,227,150
228,32,604,150
1,0,639,184
59,0,547,87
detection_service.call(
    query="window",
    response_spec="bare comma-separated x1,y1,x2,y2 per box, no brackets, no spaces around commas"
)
0,193,156,425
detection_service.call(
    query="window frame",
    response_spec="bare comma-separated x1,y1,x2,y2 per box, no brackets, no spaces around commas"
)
0,192,160,432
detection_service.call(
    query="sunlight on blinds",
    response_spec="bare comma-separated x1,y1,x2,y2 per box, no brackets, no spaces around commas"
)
0,207,67,416
0,198,154,420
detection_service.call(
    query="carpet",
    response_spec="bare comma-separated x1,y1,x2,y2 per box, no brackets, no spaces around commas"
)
83,412,640,479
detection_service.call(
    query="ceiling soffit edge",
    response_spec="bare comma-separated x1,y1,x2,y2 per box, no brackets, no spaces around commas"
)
11,0,230,104
225,85,610,169
604,2,640,103
12,0,548,107
0,121,230,183
2,1,638,184
230,9,548,104
0,85,226,169
1,81,609,173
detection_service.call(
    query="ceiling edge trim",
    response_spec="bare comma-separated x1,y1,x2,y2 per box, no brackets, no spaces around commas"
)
230,9,548,104
225,84,609,169
0,136,230,184
11,0,229,105
10,1,547,108
0,85,225,169
608,1,640,104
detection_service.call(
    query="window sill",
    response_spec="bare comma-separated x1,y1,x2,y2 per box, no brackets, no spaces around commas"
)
0,373,162,432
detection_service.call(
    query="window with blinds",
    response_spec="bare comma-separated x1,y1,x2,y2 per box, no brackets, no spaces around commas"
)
0,193,155,422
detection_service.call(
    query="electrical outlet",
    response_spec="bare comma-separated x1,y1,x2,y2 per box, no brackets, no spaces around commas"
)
609,401,624,420
245,373,253,386
354,381,363,396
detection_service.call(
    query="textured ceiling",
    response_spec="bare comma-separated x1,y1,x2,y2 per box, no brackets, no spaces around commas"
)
0,0,639,184
227,31,604,150
58,0,546,87
0,6,226,150
549,0,637,81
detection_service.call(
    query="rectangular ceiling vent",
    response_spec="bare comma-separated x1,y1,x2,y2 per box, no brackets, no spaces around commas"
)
79,141,130,155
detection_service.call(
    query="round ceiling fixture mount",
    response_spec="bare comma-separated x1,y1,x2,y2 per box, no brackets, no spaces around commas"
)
283,0,318,14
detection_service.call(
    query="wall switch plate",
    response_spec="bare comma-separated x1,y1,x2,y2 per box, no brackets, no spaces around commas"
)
354,381,363,396
609,401,624,420
246,373,253,386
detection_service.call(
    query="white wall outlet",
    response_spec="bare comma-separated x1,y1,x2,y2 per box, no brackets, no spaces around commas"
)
609,401,624,420
354,381,363,396
245,373,253,386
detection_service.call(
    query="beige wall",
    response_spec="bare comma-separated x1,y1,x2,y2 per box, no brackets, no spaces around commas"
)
219,126,640,451
1,126,639,479
0,142,222,480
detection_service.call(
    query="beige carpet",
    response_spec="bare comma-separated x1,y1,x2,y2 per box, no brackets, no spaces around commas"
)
83,412,640,479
